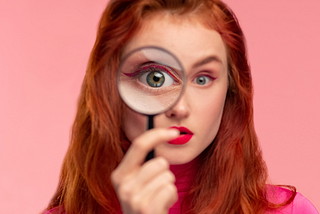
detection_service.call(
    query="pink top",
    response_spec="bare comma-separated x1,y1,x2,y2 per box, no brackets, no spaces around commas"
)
45,159,319,214
168,158,319,214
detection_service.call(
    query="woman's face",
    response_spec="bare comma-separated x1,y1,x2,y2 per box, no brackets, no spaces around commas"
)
121,13,229,165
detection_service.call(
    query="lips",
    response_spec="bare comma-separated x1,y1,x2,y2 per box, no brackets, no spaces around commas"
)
168,126,194,145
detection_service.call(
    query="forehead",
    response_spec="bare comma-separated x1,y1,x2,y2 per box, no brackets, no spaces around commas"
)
122,12,228,71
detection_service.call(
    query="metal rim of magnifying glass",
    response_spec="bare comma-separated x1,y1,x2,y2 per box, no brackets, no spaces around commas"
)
116,46,187,116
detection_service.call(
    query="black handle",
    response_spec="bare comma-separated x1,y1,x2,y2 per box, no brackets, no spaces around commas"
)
145,115,154,161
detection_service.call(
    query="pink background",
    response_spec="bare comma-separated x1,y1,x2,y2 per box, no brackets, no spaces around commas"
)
0,0,319,213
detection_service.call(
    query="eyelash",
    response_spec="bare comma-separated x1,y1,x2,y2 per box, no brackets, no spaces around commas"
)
192,74,215,86
124,62,215,91
139,67,175,81
133,63,180,80
125,63,181,92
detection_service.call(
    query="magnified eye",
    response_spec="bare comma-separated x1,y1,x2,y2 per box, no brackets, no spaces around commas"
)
122,62,181,90
140,70,174,87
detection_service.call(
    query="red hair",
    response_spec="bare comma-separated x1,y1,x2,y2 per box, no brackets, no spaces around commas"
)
44,0,296,213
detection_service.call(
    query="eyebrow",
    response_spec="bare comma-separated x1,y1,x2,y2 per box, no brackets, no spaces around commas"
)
192,56,223,69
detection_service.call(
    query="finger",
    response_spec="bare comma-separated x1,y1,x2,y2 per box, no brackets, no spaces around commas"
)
117,128,179,176
129,157,173,195
137,169,176,203
129,170,176,214
113,157,169,200
144,182,178,214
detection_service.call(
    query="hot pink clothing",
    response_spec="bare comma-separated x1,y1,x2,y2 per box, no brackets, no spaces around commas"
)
45,160,319,214
264,186,319,214
168,158,319,214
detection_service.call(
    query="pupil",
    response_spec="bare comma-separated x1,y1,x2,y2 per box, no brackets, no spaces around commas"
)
197,77,206,85
147,71,165,87
153,76,160,83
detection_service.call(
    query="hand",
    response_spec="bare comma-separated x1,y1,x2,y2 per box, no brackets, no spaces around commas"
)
111,128,180,214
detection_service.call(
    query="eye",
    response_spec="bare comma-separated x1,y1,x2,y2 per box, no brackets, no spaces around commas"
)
193,76,212,85
139,70,174,88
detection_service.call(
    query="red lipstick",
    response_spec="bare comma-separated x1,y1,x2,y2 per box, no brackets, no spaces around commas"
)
168,126,193,145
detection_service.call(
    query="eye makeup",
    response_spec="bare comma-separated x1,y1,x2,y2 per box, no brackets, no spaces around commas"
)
123,62,181,82
187,67,217,87
192,73,216,86
122,62,182,95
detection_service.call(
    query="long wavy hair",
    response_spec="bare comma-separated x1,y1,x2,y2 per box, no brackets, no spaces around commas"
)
44,0,296,213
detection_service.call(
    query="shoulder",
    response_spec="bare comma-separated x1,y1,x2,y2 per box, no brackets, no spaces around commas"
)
291,192,319,214
266,185,319,214
43,206,65,214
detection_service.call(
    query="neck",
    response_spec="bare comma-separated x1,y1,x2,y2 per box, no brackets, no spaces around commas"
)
169,158,198,213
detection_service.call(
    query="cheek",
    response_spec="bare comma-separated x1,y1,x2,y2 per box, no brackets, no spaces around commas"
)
191,85,228,138
206,94,225,121
123,107,146,142
193,88,227,119
198,99,224,142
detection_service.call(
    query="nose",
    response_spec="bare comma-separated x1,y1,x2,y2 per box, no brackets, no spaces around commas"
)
165,93,190,119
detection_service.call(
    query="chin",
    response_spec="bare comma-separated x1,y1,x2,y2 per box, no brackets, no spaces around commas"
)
155,146,197,165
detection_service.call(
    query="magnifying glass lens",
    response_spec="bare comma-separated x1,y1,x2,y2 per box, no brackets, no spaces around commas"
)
118,47,185,115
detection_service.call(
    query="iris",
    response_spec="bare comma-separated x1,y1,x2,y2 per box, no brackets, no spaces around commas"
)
146,71,165,87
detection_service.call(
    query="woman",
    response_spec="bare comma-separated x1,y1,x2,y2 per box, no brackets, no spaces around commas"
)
43,0,318,213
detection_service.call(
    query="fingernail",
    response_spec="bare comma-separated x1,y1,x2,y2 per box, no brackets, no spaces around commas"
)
168,129,180,136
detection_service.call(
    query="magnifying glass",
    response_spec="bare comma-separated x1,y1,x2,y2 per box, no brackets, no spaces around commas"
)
117,46,186,161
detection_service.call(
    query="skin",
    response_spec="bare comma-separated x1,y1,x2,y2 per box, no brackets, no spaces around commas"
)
111,12,229,214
